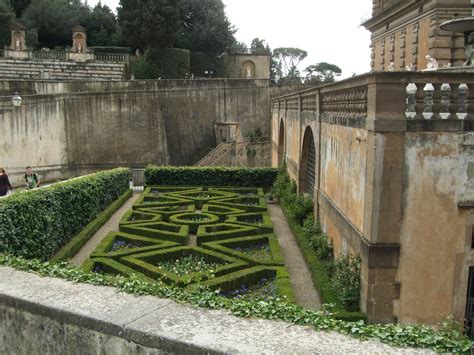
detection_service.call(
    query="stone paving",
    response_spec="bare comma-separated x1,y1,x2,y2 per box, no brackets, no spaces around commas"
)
70,192,141,266
0,267,434,354
267,203,321,309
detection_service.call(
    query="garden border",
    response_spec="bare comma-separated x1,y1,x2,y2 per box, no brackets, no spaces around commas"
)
51,189,133,263
280,204,366,322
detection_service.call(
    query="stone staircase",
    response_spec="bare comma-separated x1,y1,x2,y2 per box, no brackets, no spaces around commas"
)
195,140,271,167
194,142,235,166
0,58,126,81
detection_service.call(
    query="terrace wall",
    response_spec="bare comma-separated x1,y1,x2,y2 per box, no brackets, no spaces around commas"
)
0,79,271,185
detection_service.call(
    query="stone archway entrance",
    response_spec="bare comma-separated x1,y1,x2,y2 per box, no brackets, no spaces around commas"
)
299,127,316,195
278,120,285,166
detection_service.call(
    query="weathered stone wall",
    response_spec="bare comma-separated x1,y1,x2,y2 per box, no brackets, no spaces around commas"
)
396,132,474,325
0,79,271,185
226,54,271,80
272,71,474,325
196,141,272,167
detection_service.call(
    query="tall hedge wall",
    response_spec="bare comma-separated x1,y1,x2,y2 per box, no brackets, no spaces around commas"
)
133,48,191,79
190,52,226,78
145,166,278,187
0,168,130,260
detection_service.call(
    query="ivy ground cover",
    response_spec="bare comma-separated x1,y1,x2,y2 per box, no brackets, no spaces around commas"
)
83,186,295,301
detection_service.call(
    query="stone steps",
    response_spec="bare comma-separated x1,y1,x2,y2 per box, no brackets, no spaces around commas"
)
0,58,126,81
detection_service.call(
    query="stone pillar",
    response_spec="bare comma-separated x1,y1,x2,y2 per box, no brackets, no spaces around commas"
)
362,78,406,323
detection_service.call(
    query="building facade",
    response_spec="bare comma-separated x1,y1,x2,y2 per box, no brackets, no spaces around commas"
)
273,0,474,329
362,0,472,71
272,71,474,329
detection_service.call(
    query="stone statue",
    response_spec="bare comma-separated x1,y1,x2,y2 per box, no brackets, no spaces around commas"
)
135,48,141,58
15,39,20,50
246,65,252,79
465,32,474,66
405,63,415,71
387,62,395,72
425,55,438,70
77,43,82,53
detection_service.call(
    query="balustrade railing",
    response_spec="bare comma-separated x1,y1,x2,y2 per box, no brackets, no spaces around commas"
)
272,72,474,125
94,52,129,62
405,82,471,120
32,51,66,61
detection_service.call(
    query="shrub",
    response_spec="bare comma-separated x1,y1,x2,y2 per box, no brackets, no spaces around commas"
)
132,48,191,79
330,255,361,312
145,166,278,187
0,168,130,260
190,52,226,77
303,217,333,261
289,194,313,226
273,166,312,225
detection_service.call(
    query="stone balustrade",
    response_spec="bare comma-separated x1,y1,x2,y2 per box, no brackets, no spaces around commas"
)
272,71,474,132
2,48,128,63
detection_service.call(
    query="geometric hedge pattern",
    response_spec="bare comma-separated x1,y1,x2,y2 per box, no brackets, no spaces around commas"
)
83,186,295,300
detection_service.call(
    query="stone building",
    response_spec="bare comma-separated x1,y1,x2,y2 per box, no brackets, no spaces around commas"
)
362,0,473,70
273,0,474,332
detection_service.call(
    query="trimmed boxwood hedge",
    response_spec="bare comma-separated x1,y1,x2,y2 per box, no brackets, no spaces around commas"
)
0,168,130,261
132,48,191,79
51,189,133,263
145,166,278,187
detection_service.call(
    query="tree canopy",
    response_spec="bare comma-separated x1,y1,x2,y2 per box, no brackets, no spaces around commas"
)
0,0,14,48
305,62,342,83
118,0,181,52
175,0,236,53
9,0,30,17
273,47,308,80
82,3,122,46
21,0,89,48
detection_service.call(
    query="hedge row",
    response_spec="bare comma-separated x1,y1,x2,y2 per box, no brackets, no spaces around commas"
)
0,168,130,260
51,189,133,263
145,166,278,187
190,51,226,77
132,48,191,79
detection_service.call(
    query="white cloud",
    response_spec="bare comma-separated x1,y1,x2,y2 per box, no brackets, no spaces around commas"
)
89,0,373,77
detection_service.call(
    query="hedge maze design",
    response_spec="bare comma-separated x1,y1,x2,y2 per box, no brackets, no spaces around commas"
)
83,187,295,300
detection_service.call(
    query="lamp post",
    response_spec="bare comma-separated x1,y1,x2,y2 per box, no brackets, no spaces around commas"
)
0,92,22,114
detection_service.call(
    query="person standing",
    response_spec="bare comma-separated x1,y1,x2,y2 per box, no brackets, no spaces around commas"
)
24,166,41,190
0,168,12,197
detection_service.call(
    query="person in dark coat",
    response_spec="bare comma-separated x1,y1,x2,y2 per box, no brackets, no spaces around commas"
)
0,168,12,196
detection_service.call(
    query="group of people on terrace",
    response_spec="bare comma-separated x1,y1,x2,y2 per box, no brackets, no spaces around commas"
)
0,166,41,197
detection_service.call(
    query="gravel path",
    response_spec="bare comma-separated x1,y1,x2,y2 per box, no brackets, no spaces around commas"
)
267,203,321,309
70,192,141,267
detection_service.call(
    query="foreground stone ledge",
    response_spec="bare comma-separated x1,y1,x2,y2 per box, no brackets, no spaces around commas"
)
0,267,432,354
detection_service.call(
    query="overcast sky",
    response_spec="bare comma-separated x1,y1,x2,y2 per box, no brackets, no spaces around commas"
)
90,0,373,77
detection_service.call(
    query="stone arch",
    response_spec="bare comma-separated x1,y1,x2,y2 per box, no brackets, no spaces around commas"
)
299,126,316,195
241,60,256,79
278,119,285,166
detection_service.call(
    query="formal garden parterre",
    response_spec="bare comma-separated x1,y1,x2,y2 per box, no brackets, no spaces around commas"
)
83,186,296,302
0,166,470,352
